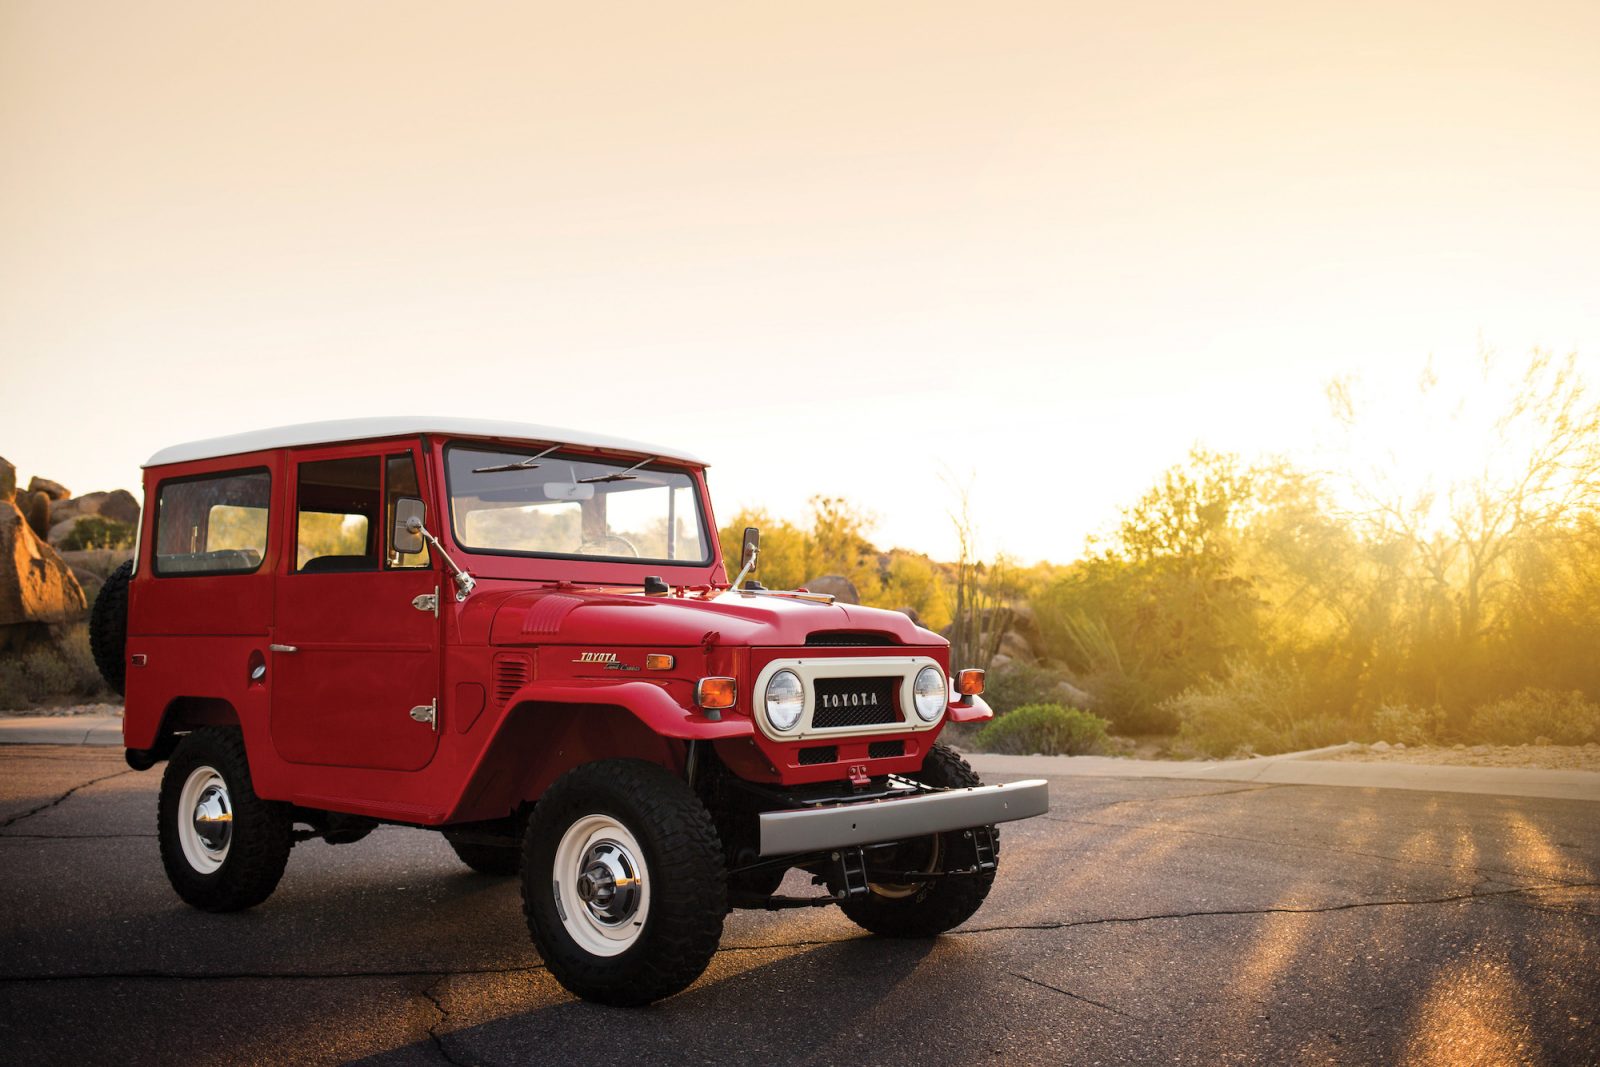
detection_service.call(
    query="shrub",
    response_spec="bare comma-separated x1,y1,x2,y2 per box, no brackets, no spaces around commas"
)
1466,688,1600,746
974,703,1110,755
58,516,135,552
1168,662,1347,757
983,662,1076,714
1372,703,1443,747
0,625,109,710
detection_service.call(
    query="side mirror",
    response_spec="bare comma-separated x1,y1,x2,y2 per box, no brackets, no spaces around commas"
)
740,526,760,573
393,497,426,555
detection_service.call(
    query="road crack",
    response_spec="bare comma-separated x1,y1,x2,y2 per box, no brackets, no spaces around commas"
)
420,976,469,1067
957,881,1600,936
0,770,132,829
1008,971,1139,1019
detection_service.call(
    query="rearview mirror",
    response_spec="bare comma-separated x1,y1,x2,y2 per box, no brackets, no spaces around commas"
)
393,497,426,554
543,482,596,501
741,526,760,573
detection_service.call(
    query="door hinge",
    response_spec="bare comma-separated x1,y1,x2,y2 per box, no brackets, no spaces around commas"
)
409,699,437,731
412,589,439,616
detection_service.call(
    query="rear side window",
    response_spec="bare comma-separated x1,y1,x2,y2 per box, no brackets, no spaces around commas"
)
153,469,271,576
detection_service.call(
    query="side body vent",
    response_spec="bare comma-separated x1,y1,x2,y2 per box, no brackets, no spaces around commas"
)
494,655,532,708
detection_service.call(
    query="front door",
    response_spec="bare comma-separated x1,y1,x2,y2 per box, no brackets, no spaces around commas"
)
271,445,442,771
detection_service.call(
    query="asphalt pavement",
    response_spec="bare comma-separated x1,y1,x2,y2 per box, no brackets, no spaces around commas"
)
2,744,1597,1066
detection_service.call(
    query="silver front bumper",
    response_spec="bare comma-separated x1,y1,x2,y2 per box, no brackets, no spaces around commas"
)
757,779,1050,857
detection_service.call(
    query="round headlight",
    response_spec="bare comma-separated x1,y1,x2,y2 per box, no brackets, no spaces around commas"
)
912,666,946,722
764,670,805,732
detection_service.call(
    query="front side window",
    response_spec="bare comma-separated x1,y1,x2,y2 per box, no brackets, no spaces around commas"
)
445,445,709,564
153,468,271,576
295,456,380,573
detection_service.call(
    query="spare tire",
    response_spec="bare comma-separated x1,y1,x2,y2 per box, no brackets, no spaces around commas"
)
90,560,133,695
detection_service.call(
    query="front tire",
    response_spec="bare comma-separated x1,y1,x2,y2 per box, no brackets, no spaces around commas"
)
840,742,997,937
158,728,293,912
522,760,726,1006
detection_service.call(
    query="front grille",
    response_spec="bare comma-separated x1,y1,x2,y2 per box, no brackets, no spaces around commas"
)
868,740,905,759
798,745,837,766
494,656,531,708
811,676,901,729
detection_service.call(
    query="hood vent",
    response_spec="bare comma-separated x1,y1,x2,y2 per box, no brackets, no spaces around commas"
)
805,630,898,647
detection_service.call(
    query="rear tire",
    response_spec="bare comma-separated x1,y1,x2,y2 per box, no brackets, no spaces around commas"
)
840,742,997,937
158,727,293,912
89,560,133,695
522,760,726,1006
445,831,520,876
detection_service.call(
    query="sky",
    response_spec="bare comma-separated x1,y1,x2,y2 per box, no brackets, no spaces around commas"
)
3,1,1597,563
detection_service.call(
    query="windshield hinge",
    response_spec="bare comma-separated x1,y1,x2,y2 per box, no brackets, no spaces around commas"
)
412,589,439,616
409,699,437,731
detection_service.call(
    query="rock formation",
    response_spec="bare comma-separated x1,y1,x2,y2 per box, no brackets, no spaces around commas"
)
0,457,90,651
801,574,861,604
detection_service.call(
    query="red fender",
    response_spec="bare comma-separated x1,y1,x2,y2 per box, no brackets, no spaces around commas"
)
499,679,754,740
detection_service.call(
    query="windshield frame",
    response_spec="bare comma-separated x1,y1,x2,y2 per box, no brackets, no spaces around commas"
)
440,441,715,568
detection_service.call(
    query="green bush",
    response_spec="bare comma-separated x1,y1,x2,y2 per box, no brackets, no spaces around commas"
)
0,626,109,710
1168,663,1347,757
983,662,1073,714
58,516,135,551
1466,688,1600,746
974,703,1110,755
1372,703,1443,747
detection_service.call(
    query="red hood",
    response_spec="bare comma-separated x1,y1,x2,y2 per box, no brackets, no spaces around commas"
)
489,589,942,648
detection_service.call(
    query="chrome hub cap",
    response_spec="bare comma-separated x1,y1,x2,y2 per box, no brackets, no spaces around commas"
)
553,815,651,957
177,766,233,874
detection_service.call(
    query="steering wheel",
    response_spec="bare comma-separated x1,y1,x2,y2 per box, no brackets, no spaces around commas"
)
576,534,640,558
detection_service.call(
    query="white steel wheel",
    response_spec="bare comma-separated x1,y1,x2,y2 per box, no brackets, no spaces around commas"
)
177,764,233,874
552,814,652,957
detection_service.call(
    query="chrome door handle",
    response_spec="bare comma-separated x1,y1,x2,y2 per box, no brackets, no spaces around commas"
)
269,644,299,653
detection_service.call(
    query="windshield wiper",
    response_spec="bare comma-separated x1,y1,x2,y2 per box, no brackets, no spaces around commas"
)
577,456,654,484
472,444,560,474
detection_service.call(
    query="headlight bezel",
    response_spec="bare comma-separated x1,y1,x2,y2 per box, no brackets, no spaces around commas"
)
763,669,805,732
912,665,946,722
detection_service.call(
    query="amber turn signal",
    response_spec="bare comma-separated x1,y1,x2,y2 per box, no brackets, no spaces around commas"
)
956,668,986,696
645,654,675,670
695,676,737,710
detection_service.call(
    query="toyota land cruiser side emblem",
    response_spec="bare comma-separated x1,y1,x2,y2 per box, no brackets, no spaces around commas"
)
575,652,619,664
820,691,879,709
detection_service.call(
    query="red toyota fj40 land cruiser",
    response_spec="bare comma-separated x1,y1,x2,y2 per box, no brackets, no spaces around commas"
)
91,418,1048,1005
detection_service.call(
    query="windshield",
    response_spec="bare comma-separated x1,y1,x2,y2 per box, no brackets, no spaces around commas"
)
444,444,710,565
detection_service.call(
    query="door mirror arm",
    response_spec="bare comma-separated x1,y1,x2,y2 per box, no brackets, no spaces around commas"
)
405,515,476,601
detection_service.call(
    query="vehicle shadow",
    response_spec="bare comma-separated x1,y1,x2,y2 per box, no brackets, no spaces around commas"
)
353,935,946,1067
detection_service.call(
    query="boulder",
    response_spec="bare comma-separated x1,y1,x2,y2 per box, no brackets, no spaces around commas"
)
70,491,108,517
59,548,134,605
27,476,70,501
21,490,52,540
0,501,89,632
802,574,860,604
1054,678,1095,708
894,606,924,627
996,629,1037,664
98,489,141,526
0,456,14,502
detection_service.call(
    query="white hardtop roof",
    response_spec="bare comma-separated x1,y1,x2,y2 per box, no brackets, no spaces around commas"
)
143,417,708,468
